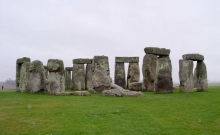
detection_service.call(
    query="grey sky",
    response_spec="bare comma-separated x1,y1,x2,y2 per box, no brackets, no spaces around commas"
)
0,0,219,82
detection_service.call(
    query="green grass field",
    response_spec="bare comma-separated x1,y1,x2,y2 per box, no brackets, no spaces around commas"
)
0,87,220,135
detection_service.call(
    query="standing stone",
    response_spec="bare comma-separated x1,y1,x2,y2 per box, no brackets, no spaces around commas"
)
127,63,140,89
155,56,173,93
19,62,30,92
179,60,194,92
86,63,93,90
28,60,47,93
47,59,65,94
44,66,48,79
142,54,157,91
72,64,85,90
196,61,208,91
65,67,73,89
193,67,197,88
16,57,31,92
114,62,126,88
92,56,111,93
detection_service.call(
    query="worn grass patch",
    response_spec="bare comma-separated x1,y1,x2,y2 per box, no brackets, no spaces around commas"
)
0,87,220,135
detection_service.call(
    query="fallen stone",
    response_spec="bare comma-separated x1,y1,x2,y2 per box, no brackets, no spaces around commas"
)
73,58,93,64
182,54,204,61
129,82,143,91
56,91,90,96
179,60,194,92
115,57,139,63
144,47,170,56
142,54,157,91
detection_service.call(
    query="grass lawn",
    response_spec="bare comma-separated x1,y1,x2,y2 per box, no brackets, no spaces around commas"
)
0,87,220,135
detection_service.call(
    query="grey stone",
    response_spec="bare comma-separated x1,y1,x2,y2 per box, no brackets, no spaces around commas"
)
65,67,73,71
179,60,194,92
73,58,93,64
16,57,31,91
28,60,47,93
92,56,111,93
114,62,126,88
155,56,173,93
144,47,170,56
47,72,65,94
115,57,139,63
72,64,85,90
56,91,90,96
127,63,140,88
129,82,143,91
47,59,65,75
86,63,93,90
65,69,72,89
182,54,204,61
102,83,144,97
44,66,48,78
196,61,208,91
193,67,197,88
18,62,30,92
142,54,157,91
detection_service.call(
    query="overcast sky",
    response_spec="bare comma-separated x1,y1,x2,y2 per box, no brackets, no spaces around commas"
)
0,0,219,82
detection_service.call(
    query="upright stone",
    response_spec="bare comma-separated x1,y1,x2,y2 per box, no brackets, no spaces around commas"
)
65,67,73,89
16,57,31,92
179,60,194,92
155,56,173,93
114,62,126,88
127,63,140,89
142,54,157,91
196,61,208,91
44,66,48,79
47,59,65,94
86,63,93,90
92,56,111,93
28,60,47,93
72,64,85,90
193,67,197,88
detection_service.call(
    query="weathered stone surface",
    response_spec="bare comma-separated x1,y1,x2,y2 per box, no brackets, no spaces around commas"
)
129,82,143,91
86,63,93,90
65,67,73,71
56,91,90,96
102,83,144,97
179,60,194,92
144,47,170,56
28,60,47,93
44,66,48,78
115,57,139,63
182,54,204,61
114,62,126,88
155,56,173,93
65,70,72,89
16,57,31,91
73,58,93,64
92,56,111,93
47,59,64,75
196,61,208,91
72,64,85,90
127,63,140,88
142,54,157,91
47,72,65,94
193,67,197,88
19,62,30,92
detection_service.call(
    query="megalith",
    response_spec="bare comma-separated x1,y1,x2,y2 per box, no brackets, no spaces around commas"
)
44,66,48,79
127,62,140,88
142,54,157,91
47,59,65,94
65,67,73,89
86,63,93,90
179,60,194,92
179,53,208,92
28,60,47,93
16,57,31,92
155,56,173,93
92,56,111,93
114,62,126,88
72,58,93,90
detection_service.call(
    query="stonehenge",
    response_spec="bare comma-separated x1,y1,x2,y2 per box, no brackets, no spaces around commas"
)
179,54,207,92
143,47,173,93
72,58,93,90
15,47,208,97
16,57,31,92
114,57,140,89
